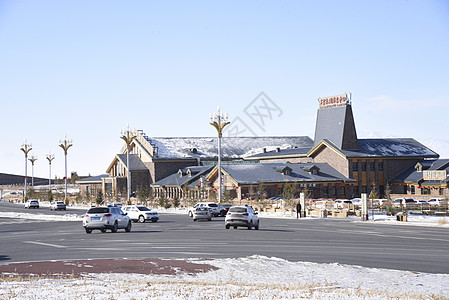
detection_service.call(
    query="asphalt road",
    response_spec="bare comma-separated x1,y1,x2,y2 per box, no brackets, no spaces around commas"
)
1,201,448,273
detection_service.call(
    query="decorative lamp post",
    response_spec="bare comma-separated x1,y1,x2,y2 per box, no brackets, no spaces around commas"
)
59,137,73,201
46,153,55,193
209,106,230,203
20,141,32,201
28,154,37,189
120,126,136,203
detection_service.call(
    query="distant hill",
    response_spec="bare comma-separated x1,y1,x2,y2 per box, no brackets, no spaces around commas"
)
0,173,50,186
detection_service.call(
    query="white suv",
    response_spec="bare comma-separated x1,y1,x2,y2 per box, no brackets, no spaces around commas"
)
83,206,132,234
188,202,220,217
225,205,259,230
24,199,39,209
122,205,159,223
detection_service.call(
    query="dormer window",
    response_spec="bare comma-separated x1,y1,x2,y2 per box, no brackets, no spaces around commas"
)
415,163,423,172
274,166,292,176
303,165,320,175
178,169,183,178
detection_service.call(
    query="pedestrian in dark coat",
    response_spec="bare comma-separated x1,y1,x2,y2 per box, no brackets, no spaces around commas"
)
296,201,301,219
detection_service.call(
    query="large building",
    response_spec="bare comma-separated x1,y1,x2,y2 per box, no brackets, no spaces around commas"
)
79,93,442,200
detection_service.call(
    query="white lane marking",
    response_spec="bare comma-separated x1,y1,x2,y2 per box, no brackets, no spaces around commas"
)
24,241,67,248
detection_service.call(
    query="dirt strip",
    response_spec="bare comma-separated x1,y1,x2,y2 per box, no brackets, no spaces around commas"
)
0,258,218,278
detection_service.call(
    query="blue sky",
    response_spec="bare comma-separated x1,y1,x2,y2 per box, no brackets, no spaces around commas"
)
1,0,448,178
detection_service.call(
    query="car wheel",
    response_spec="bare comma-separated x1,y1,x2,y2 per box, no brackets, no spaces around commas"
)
138,215,145,223
234,226,238,229
208,217,212,221
111,222,118,233
193,218,197,222
225,224,230,229
125,221,132,232
255,221,259,230
100,229,107,233
247,221,252,230
85,228,92,234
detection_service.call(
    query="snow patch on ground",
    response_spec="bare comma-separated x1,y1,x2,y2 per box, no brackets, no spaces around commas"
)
1,255,448,299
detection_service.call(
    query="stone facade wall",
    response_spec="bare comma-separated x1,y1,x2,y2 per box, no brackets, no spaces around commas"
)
311,147,349,177
130,170,151,194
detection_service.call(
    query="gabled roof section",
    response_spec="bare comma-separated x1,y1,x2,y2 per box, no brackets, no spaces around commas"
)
145,136,314,159
390,159,449,184
208,162,355,185
116,154,148,171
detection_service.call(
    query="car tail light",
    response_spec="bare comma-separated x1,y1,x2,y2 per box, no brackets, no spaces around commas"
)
242,213,249,216
227,212,231,215
84,215,89,218
104,213,112,217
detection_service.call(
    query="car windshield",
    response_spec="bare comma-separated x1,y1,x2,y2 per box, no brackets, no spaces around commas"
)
208,204,218,207
137,206,151,211
229,207,247,213
196,207,208,211
87,207,109,214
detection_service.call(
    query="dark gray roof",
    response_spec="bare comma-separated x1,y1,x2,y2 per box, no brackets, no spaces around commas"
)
245,147,311,159
76,174,109,183
391,159,449,183
151,166,212,188
145,136,314,159
340,139,439,158
314,104,359,150
117,154,148,171
220,162,355,185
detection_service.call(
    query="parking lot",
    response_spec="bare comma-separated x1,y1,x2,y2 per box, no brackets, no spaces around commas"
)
1,201,449,273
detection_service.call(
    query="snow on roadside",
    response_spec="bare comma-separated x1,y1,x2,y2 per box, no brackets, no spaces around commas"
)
0,211,81,222
1,255,448,299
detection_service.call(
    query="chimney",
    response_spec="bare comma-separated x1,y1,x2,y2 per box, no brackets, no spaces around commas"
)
263,148,267,153
276,147,280,152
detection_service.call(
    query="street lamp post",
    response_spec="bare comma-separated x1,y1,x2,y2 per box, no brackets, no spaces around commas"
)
20,141,32,201
209,106,230,203
59,137,73,202
120,127,136,204
28,155,37,189
46,153,55,194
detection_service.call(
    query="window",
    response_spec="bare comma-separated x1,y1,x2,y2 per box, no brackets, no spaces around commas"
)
403,185,408,194
361,186,367,193
370,162,375,171
361,162,367,172
421,187,430,195
378,161,384,171
352,161,358,172
440,188,444,196
411,185,415,194
379,185,384,196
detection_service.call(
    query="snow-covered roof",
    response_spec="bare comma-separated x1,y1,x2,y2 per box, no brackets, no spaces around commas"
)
340,139,439,158
147,136,314,159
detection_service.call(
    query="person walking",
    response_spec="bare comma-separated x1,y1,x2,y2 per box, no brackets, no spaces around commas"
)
296,200,301,219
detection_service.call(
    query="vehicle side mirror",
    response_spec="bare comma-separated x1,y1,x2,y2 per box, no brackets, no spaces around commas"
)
255,212,258,215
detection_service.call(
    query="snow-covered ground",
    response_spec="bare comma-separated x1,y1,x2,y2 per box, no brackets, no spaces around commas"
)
1,255,448,299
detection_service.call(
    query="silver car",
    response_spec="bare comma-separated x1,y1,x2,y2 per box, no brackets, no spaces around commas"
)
83,206,132,234
50,201,66,211
225,205,259,230
192,207,212,221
